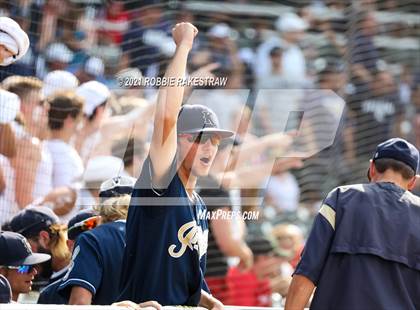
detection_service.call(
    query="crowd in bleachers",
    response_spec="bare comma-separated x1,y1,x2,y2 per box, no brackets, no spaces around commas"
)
0,0,419,307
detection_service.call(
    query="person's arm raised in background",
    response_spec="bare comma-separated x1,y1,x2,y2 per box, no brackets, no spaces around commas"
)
149,22,198,187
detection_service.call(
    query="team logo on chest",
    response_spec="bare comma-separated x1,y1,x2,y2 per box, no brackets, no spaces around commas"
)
168,221,208,259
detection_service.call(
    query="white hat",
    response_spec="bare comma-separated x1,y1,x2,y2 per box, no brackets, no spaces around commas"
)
0,89,20,124
76,81,110,116
42,70,79,97
275,13,308,32
85,57,105,77
0,17,30,66
208,23,232,38
45,43,74,63
84,156,124,184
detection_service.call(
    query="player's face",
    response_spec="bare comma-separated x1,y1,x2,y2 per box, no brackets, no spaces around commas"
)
4,265,38,298
178,133,220,177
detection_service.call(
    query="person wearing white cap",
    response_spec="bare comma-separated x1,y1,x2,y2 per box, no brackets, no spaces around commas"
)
42,70,79,98
0,17,30,66
255,12,308,85
74,80,111,162
64,155,126,223
44,42,74,71
76,56,105,84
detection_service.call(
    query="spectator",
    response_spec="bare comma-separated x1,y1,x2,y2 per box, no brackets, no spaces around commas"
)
75,56,105,84
4,76,53,208
348,68,401,167
226,236,292,307
74,81,111,162
58,195,130,305
37,42,74,78
45,91,84,189
38,210,98,305
272,224,304,269
71,155,126,223
349,11,380,86
121,0,173,76
0,90,19,225
97,0,129,45
42,70,79,98
0,231,51,302
6,206,69,295
256,12,308,85
112,137,146,178
198,138,254,305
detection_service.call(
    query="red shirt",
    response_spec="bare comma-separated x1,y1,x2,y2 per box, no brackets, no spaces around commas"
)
226,267,272,307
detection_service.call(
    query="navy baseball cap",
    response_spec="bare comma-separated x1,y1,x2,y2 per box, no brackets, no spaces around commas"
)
0,275,11,303
9,206,60,238
177,105,234,139
99,176,136,199
67,210,98,241
0,231,51,266
372,138,419,174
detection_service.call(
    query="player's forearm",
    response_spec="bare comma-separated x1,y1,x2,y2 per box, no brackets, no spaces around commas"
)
155,44,190,123
285,274,315,310
199,289,223,309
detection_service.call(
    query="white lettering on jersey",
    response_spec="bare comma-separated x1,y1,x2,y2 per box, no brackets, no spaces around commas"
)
168,221,208,259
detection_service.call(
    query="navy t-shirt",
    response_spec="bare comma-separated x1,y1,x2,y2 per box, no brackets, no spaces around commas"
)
295,182,420,310
118,157,209,306
58,221,126,305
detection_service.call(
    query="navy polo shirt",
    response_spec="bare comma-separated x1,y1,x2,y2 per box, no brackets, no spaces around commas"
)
118,157,209,306
295,182,420,310
58,220,126,305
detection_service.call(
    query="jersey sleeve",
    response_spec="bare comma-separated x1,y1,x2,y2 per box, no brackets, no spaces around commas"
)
293,188,339,285
58,233,103,299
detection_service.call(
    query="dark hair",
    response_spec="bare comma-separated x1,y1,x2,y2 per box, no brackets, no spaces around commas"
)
111,137,145,167
374,158,415,180
48,91,84,130
87,100,107,122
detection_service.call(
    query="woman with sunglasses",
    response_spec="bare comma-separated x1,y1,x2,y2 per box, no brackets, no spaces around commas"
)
0,231,50,302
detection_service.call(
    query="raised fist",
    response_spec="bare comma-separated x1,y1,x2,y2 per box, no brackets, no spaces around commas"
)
172,22,198,50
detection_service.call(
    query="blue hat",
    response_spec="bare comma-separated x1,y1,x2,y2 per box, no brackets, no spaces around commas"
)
373,138,419,174
177,105,234,139
0,231,50,266
9,206,59,238
67,210,98,241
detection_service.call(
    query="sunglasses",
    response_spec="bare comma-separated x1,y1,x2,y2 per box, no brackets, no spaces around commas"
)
181,133,221,146
1,265,36,274
68,216,99,235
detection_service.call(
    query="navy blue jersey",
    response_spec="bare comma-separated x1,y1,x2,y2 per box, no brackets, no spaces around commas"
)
37,267,69,304
295,182,420,310
38,279,67,304
118,157,209,306
58,221,126,305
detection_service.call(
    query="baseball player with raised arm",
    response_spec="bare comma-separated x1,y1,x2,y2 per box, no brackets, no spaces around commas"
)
119,23,232,309
285,138,420,310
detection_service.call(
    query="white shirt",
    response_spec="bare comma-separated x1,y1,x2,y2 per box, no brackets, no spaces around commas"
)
45,139,84,189
32,142,53,200
0,155,18,225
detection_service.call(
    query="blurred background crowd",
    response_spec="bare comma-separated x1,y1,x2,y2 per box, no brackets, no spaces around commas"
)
0,0,419,307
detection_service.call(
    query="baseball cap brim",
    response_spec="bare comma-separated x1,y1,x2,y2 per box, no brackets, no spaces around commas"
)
9,253,51,267
180,128,234,139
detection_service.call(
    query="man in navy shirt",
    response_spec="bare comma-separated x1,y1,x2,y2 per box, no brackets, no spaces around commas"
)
119,23,232,309
285,138,420,310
